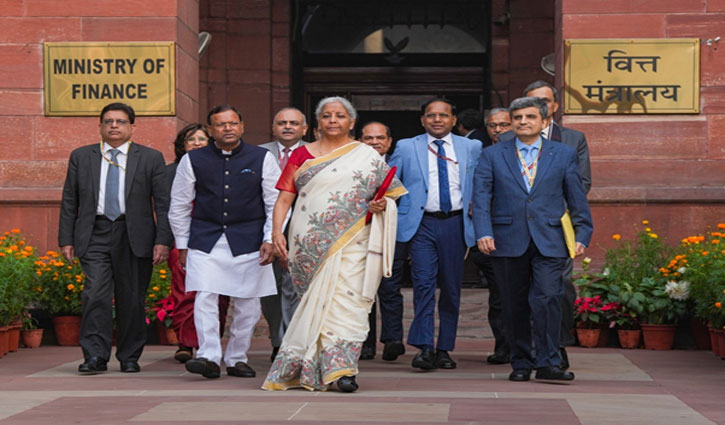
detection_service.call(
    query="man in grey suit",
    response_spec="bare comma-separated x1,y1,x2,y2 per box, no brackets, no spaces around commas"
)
473,97,593,382
59,102,172,374
259,107,308,361
500,81,592,368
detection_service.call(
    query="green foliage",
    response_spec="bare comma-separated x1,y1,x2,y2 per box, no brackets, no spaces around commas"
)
36,251,84,316
0,230,38,326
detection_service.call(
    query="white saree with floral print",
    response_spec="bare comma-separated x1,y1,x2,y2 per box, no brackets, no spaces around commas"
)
262,142,406,391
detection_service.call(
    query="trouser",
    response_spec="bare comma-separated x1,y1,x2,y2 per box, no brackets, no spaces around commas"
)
407,214,465,351
377,241,410,343
169,246,229,348
195,291,261,366
560,258,576,346
470,250,509,356
79,215,152,363
493,240,566,370
260,258,300,348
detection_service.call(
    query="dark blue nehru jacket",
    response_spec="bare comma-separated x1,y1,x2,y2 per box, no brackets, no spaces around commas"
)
187,141,268,256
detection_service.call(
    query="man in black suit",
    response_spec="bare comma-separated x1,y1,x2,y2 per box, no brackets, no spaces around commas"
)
59,102,172,375
500,81,592,369
470,106,513,365
456,108,489,145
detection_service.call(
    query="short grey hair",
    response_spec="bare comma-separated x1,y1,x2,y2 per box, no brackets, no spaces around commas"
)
273,107,307,127
523,80,558,102
485,107,509,122
314,96,357,121
508,97,548,120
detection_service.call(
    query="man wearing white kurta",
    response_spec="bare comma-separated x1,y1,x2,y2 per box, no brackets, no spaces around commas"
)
169,104,279,379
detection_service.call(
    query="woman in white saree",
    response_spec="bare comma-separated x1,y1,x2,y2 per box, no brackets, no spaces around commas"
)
262,97,406,392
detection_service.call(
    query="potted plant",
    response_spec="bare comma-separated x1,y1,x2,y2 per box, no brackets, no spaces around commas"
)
574,295,605,347
639,277,689,350
35,251,84,346
20,311,43,349
0,229,37,354
145,266,176,345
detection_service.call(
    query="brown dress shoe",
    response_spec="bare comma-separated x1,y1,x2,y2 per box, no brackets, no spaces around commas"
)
174,347,193,363
226,361,256,378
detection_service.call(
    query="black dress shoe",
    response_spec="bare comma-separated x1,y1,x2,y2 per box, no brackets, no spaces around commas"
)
435,350,457,369
185,357,221,379
270,346,279,362
559,347,570,371
174,347,193,363
226,361,256,378
411,347,436,370
79,356,107,374
486,352,510,364
360,344,375,360
337,375,359,392
509,369,532,382
382,340,405,361
120,361,140,373
535,366,575,381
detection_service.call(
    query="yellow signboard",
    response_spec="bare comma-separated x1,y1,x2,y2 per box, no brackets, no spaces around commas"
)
564,39,699,114
44,42,175,116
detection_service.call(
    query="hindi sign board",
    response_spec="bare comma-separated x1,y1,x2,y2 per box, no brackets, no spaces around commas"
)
564,39,699,114
44,42,175,116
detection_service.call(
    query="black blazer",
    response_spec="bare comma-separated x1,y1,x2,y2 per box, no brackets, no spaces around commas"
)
58,143,173,258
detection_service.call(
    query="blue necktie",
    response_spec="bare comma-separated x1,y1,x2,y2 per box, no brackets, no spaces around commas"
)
105,149,121,221
433,140,451,213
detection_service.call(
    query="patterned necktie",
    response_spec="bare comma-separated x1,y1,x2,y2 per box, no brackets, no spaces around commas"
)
433,140,451,213
279,147,290,171
104,149,121,221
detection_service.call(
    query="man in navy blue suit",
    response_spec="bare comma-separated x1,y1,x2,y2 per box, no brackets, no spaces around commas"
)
473,97,593,382
389,98,482,370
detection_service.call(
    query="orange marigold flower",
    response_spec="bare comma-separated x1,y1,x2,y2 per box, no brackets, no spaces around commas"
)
612,234,621,240
149,293,156,299
159,269,167,274
11,228,20,233
648,233,658,239
645,227,651,232
152,286,160,291
24,246,32,252
717,223,725,229
0,253,5,257
716,302,723,309
659,267,668,273
642,220,649,225
67,283,75,291
702,251,709,256
712,240,720,244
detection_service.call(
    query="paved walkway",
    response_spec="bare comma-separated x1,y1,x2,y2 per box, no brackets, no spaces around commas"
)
1,337,724,424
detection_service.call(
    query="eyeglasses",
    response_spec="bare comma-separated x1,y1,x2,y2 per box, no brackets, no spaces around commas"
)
102,119,130,126
486,122,511,129
424,113,451,120
212,121,241,129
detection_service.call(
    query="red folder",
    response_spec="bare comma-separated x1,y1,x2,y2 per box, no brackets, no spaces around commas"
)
366,166,397,224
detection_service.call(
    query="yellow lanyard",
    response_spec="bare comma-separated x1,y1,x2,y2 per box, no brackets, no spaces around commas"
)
100,140,131,172
516,145,541,187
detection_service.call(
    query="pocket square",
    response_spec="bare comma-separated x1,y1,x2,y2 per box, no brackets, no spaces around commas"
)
240,169,255,174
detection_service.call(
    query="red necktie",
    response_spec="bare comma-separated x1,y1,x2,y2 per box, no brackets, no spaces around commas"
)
279,147,290,171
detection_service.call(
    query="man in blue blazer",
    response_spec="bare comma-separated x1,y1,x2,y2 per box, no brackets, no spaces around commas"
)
473,97,593,382
389,98,482,370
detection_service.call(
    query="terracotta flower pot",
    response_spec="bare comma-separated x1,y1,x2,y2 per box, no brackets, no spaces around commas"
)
52,316,81,346
641,323,676,350
617,329,641,349
156,322,178,345
0,326,8,357
690,318,711,350
576,327,601,348
710,327,722,357
717,330,725,360
21,329,43,349
8,321,22,352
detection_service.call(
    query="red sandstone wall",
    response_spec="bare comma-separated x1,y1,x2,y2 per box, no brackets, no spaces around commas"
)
199,0,290,144
556,0,725,259
0,0,199,252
